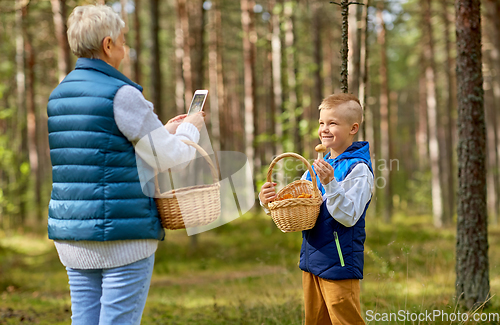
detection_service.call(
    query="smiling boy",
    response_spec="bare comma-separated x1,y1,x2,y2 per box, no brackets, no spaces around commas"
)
260,93,374,324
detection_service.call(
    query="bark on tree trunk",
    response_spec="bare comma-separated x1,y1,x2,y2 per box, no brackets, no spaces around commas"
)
240,0,257,189
348,2,361,98
484,0,500,225
284,1,298,154
208,0,221,152
440,0,456,225
455,0,490,310
175,16,185,115
23,5,42,223
417,52,429,169
133,0,142,84
358,0,370,141
120,0,132,79
150,0,163,117
377,6,392,222
422,0,443,228
271,0,283,158
50,0,71,83
15,0,27,226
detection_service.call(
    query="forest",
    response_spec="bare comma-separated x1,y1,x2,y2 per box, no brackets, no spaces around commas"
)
0,0,499,323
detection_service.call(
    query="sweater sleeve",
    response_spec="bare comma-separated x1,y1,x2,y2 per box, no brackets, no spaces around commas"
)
113,85,200,171
322,163,374,227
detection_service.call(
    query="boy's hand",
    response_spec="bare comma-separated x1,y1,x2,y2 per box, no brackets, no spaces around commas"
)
313,159,335,185
259,182,278,205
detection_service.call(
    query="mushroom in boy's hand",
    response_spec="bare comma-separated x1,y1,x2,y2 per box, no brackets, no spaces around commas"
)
315,144,326,160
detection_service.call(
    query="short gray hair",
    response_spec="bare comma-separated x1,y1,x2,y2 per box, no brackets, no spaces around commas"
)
67,5,125,59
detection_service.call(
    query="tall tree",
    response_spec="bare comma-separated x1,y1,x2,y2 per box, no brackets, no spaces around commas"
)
150,0,162,117
23,4,42,222
271,0,283,158
358,0,370,141
348,1,361,97
440,0,455,225
422,0,443,227
50,0,71,82
177,0,193,110
133,0,142,84
377,4,393,222
484,0,500,225
283,0,299,153
240,0,257,186
15,0,28,225
208,0,221,152
455,0,490,310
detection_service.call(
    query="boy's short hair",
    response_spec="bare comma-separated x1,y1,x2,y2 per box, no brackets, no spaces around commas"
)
319,93,363,125
67,5,125,59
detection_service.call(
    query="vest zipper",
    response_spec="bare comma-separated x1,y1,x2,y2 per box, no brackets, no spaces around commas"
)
334,231,345,267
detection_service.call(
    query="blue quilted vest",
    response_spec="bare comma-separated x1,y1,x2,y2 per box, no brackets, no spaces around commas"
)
299,141,372,280
47,58,164,241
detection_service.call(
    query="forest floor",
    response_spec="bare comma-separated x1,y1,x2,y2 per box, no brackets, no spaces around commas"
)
1,212,500,324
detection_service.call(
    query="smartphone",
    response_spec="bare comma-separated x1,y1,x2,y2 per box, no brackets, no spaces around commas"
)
187,90,208,115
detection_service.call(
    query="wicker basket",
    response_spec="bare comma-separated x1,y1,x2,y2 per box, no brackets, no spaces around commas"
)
266,153,323,232
154,140,220,230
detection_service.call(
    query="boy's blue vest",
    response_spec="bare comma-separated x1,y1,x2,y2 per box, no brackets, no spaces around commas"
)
299,141,372,280
47,58,164,241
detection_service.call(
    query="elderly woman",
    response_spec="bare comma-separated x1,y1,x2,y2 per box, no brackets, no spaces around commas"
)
47,5,204,325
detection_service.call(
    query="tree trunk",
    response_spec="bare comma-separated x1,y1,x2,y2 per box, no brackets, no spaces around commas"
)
422,0,443,228
15,0,27,226
440,0,455,225
284,1,298,154
133,0,142,84
178,0,193,110
23,4,42,223
150,0,163,117
339,0,349,93
175,16,185,115
271,0,283,159
50,0,71,83
417,52,429,169
208,0,220,152
240,0,257,188
120,0,132,79
348,2,361,98
358,0,370,142
484,0,500,225
377,6,392,222
191,0,205,92
455,0,490,310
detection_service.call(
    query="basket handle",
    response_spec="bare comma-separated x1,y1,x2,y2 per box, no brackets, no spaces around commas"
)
154,140,219,195
266,153,322,199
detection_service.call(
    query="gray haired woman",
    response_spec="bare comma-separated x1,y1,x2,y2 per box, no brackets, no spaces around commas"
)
47,5,205,324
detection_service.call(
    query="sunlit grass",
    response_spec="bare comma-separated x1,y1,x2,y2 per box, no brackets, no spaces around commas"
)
2,212,500,324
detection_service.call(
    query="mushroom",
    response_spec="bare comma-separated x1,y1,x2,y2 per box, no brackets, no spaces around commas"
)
315,144,326,160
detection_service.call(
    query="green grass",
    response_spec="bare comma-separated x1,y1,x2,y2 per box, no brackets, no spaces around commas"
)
1,213,500,324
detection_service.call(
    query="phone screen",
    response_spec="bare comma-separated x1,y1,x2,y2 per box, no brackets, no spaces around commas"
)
188,94,206,115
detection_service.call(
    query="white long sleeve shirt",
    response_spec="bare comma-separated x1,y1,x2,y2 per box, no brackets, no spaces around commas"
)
54,85,200,269
261,163,374,227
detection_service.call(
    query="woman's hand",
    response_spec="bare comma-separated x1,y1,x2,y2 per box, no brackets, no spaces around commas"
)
312,159,335,185
259,182,278,205
182,112,206,131
164,114,187,134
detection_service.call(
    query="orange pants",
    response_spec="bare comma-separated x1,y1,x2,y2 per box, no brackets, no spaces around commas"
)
303,271,365,325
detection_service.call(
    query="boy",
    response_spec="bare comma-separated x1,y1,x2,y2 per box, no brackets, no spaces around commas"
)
259,93,373,325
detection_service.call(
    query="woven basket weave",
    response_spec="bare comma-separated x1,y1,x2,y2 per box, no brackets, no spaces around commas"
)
266,153,322,232
154,140,220,230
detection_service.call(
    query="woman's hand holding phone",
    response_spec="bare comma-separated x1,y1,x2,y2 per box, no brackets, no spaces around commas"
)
183,112,206,131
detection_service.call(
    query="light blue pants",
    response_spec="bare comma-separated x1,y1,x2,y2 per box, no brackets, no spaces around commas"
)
66,254,155,325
